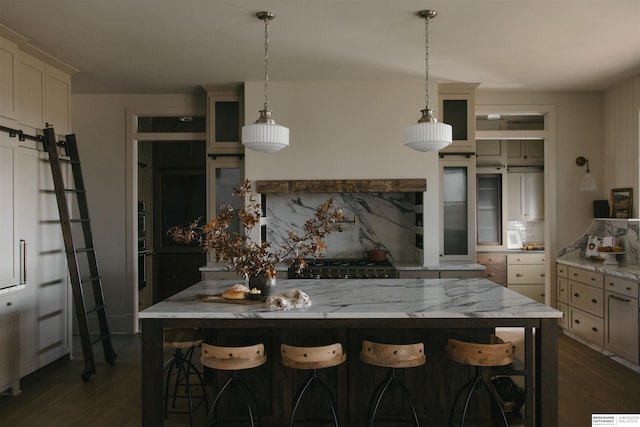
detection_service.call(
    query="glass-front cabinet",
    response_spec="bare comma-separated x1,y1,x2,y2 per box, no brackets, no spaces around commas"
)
440,159,476,262
438,83,479,153
204,85,244,155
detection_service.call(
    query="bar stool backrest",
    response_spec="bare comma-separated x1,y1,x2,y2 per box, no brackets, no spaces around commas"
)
163,328,204,349
201,343,267,371
281,343,346,370
445,339,513,367
360,340,426,368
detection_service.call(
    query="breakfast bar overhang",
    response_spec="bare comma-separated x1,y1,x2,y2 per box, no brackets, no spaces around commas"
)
140,278,562,426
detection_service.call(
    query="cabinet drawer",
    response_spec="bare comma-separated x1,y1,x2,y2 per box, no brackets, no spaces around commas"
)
507,253,545,264
556,302,569,329
604,275,638,299
557,277,568,303
440,270,484,279
476,254,507,265
570,307,604,346
556,263,568,278
570,281,604,317
507,265,545,284
508,283,545,304
481,266,506,286
568,267,603,288
397,271,439,279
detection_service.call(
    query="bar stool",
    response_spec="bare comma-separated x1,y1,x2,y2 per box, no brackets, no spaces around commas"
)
360,340,426,427
163,328,208,426
445,338,513,427
281,343,347,427
200,343,267,427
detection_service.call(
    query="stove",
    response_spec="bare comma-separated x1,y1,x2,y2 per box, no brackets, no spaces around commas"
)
288,258,397,280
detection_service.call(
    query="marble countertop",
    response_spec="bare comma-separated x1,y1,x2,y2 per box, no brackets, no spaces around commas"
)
556,258,640,281
139,278,562,320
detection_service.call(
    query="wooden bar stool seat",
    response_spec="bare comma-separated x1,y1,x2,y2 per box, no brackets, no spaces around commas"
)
445,338,513,427
163,328,208,427
200,343,267,427
281,343,347,427
360,340,426,426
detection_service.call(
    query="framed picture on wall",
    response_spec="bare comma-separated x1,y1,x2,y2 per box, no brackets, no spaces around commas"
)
610,188,633,218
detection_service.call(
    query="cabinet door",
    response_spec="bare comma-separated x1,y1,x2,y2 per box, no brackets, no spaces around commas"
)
17,146,70,371
605,291,639,363
507,172,544,220
0,37,17,120
524,172,544,219
45,66,72,135
0,135,21,290
16,52,45,129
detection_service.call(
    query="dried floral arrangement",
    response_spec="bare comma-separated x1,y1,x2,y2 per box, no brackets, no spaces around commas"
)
168,180,344,279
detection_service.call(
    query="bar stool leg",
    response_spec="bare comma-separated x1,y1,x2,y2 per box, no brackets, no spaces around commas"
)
368,368,420,427
289,369,339,427
164,346,208,427
206,371,261,427
448,367,509,427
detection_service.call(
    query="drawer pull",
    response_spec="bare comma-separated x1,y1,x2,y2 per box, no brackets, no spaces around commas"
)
574,293,580,298
488,273,495,277
591,298,598,304
590,277,596,281
592,327,598,333
6,301,11,307
516,273,524,277
540,273,545,277
609,294,630,303
574,319,580,324
573,273,578,277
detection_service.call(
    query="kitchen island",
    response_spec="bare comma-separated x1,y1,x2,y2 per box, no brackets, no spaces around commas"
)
140,278,562,426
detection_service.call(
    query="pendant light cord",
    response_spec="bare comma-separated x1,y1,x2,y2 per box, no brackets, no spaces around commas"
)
263,17,270,111
424,14,431,110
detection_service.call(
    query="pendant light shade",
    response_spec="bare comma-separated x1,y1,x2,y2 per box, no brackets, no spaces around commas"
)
404,10,452,152
242,11,289,153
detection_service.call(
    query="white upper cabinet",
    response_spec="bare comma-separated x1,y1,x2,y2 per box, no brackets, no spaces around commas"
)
507,172,544,220
0,37,17,121
507,140,544,166
0,135,20,291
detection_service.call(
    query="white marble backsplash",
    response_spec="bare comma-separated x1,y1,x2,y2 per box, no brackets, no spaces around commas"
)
557,219,640,264
265,192,416,262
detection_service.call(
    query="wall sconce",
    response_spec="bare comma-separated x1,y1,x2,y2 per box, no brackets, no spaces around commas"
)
576,156,597,191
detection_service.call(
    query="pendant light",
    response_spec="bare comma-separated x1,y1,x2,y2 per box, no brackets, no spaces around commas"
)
242,11,289,153
404,10,452,152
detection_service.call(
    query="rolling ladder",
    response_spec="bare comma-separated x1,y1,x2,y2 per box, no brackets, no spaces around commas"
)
42,127,116,381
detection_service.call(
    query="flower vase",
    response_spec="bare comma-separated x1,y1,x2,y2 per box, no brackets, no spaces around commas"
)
248,275,277,297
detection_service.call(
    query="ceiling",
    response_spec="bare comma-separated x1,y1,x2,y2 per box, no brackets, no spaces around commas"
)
1,0,640,94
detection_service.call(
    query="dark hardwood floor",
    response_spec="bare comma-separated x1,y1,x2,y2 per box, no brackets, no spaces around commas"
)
1,333,638,426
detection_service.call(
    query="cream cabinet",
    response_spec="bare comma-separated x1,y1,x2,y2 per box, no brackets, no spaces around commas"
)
204,84,244,155
475,140,507,167
506,140,544,166
604,275,639,363
507,253,545,303
15,50,72,134
438,83,478,153
0,134,23,291
0,300,20,396
507,172,544,220
562,265,605,347
475,253,506,285
0,37,18,121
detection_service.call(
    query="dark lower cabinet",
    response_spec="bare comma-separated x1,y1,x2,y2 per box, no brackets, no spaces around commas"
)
154,253,206,302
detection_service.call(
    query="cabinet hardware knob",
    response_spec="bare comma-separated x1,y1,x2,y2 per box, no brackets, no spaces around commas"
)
592,327,598,332
6,301,11,306
488,273,495,277
591,298,598,304
574,319,581,324
574,293,580,297
540,273,545,277
590,277,596,281
516,273,523,277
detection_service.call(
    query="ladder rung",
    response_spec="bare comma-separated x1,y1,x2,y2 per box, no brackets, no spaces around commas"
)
90,333,111,347
64,188,86,194
75,247,95,253
86,304,107,315
81,275,101,285
69,218,91,223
